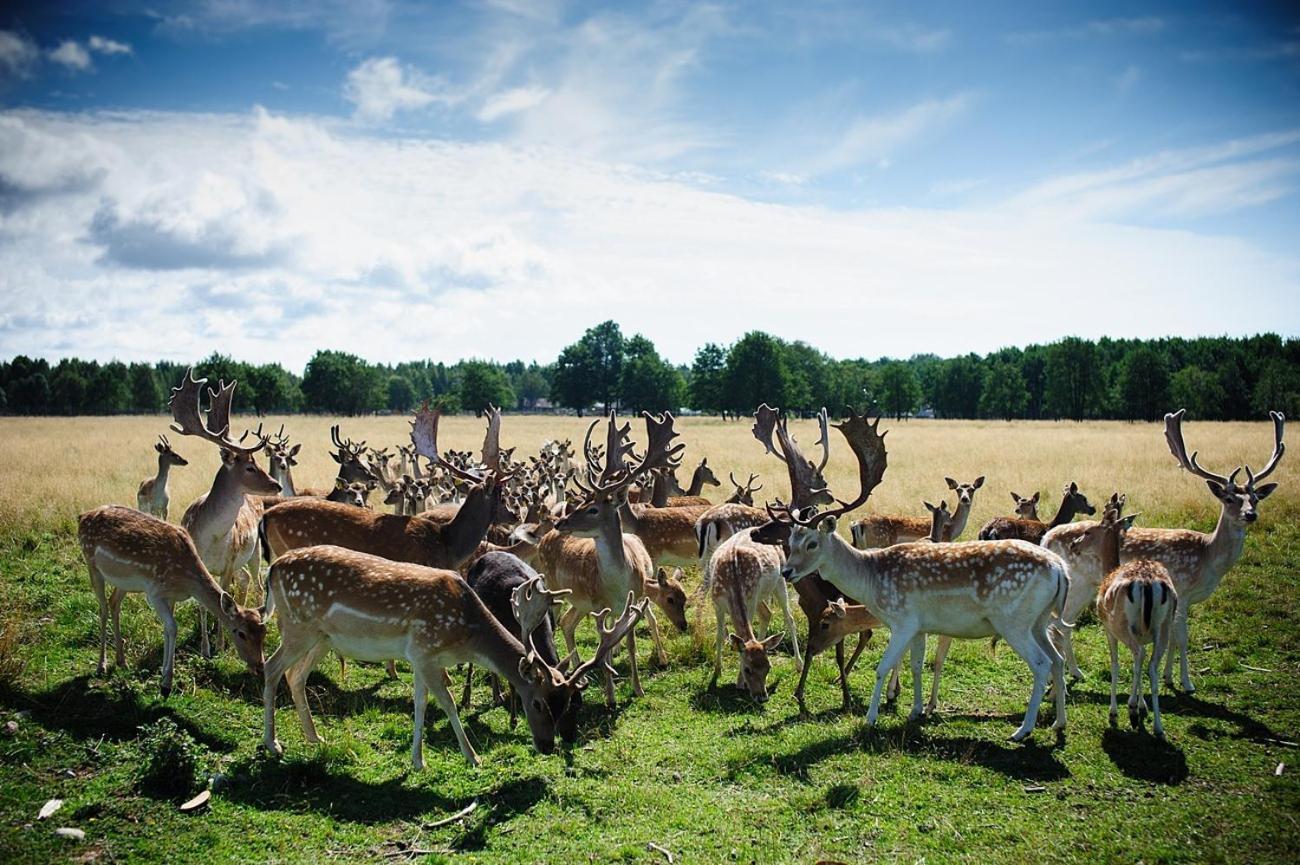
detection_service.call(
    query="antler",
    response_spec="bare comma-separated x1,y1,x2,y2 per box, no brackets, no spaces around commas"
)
599,412,635,484
331,425,367,458
410,404,484,484
1246,411,1286,486
168,368,263,455
563,594,649,687
1163,409,1231,486
481,405,504,474
788,409,888,528
510,576,571,646
587,412,684,496
752,403,831,509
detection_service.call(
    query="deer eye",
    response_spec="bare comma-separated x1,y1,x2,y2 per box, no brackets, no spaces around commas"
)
820,621,830,630
807,541,818,550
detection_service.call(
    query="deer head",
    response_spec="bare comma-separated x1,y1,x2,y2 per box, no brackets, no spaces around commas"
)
168,369,279,495
1011,491,1040,520
154,434,189,467
944,475,984,508
1165,408,1284,524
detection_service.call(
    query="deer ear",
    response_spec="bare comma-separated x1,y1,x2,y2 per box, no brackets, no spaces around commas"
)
1120,513,1140,530
155,442,165,453
220,592,237,617
973,476,985,489
819,516,837,533
1031,492,1040,503
925,501,937,513
1010,492,1021,504
727,633,745,651
761,632,784,651
289,444,301,458
331,452,343,464
829,599,848,618
1205,479,1229,501
1254,482,1278,500
220,448,238,466
945,477,958,489
1068,482,1078,494
334,477,346,490
656,567,668,587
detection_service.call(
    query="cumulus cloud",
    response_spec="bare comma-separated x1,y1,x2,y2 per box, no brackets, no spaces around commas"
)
49,40,93,72
88,36,132,56
0,30,40,80
0,108,1296,369
343,57,454,121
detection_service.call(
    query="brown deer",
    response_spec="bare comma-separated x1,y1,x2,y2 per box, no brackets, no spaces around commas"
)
262,543,646,768
618,498,713,568
78,505,265,696
759,410,1070,741
851,476,984,547
538,411,688,706
1010,491,1041,520
1047,410,1283,692
136,435,189,520
168,370,281,656
651,458,721,506
977,482,1096,543
260,406,503,571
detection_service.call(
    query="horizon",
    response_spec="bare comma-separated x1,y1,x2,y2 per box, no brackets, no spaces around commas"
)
2,1,1299,368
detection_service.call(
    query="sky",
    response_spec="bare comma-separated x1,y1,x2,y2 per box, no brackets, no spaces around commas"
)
1,0,1298,370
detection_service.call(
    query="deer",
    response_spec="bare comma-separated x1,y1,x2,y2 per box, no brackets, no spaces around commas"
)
617,496,713,569
261,543,646,769
325,478,376,508
78,505,266,696
1010,491,1041,520
726,472,763,505
1063,506,1177,735
534,410,688,706
651,458,721,506
977,482,1097,543
260,406,504,572
757,409,1070,741
1047,410,1283,693
167,369,281,656
136,435,189,520
851,476,985,548
705,525,802,701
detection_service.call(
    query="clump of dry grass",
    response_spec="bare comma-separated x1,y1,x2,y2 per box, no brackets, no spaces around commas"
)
0,413,1294,536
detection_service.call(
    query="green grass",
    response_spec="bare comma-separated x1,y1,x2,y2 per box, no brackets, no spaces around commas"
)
2,518,1298,864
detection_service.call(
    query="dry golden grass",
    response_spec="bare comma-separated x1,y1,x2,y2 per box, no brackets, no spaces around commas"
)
1,413,1295,536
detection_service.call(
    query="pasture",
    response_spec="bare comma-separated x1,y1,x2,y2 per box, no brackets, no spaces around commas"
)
1,414,1298,863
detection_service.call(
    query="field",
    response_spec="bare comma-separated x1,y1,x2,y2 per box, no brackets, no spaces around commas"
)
1,414,1298,864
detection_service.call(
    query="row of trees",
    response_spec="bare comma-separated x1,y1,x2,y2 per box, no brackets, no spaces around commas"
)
2,328,1297,420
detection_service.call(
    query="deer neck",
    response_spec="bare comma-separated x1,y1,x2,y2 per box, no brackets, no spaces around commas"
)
276,464,297,497
684,468,705,496
592,512,631,585
723,570,757,641
442,484,495,565
196,465,254,535
1100,528,1121,574
816,532,881,613
1047,494,1076,528
153,456,172,492
186,562,230,620
649,475,670,507
1202,505,1248,586
949,498,973,538
470,606,530,685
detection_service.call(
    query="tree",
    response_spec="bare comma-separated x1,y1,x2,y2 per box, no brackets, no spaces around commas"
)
90,362,131,414
876,362,920,420
620,335,684,412
931,355,985,418
688,343,728,417
387,375,416,412
516,365,549,409
551,320,626,415
1115,346,1170,421
1043,337,1104,420
980,360,1029,420
301,350,381,415
551,342,597,416
1169,365,1227,420
457,361,514,417
128,363,162,412
724,331,793,415
245,364,300,414
1252,360,1300,417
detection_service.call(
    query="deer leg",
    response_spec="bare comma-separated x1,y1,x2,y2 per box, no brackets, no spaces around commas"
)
775,584,802,672
108,587,127,667
793,635,817,713
88,562,109,676
460,663,474,710
387,660,399,679
1150,626,1165,738
491,673,504,706
754,601,772,638
287,642,330,745
926,636,953,715
868,626,917,727
262,627,318,757
1128,643,1146,727
423,663,480,768
410,668,429,771
627,627,643,698
1107,634,1120,724
842,630,870,679
907,633,926,720
1000,626,1052,742
558,606,583,669
145,594,177,699
643,604,668,666
834,637,851,710
710,606,725,688
1033,619,1067,731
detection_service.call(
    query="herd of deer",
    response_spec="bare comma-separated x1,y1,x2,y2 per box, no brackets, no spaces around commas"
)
77,368,1285,769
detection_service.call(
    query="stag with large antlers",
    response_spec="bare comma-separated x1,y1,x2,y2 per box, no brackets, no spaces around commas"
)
262,544,645,768
851,476,984,548
79,505,266,695
168,369,281,655
136,435,189,520
1046,410,1284,692
759,410,1070,740
533,411,688,705
260,405,505,570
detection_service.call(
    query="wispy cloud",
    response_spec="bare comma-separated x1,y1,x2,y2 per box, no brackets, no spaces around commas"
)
476,85,550,123
1115,64,1141,93
88,36,132,56
796,94,974,179
0,30,39,80
1006,16,1166,45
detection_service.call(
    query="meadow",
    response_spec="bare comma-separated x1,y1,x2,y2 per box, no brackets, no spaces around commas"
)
1,414,1297,863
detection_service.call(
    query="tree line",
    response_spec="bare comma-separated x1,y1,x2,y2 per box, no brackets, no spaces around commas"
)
2,326,1296,421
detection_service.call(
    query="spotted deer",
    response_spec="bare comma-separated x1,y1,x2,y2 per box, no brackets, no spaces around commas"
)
1047,410,1283,693
618,498,713,568
167,370,281,656
758,410,1069,741
978,482,1097,543
262,544,646,768
260,406,504,571
136,435,189,520
78,505,266,696
851,476,984,547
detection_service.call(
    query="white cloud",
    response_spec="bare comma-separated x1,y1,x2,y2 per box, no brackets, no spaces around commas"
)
0,30,39,79
1,108,1296,370
88,36,133,56
343,57,454,121
798,94,973,178
476,85,551,122
49,40,93,72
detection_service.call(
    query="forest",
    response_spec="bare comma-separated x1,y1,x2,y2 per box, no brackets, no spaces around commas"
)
2,323,1296,421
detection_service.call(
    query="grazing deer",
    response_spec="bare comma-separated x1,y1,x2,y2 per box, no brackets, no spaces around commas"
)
1066,507,1177,735
1049,410,1283,693
705,526,802,700
542,411,687,706
978,482,1096,543
137,435,189,520
726,472,763,505
758,410,1069,740
168,370,281,655
78,505,266,696
262,544,645,768
851,476,984,548
260,407,503,571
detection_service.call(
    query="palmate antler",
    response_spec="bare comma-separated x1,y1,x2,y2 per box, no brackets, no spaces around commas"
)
752,404,833,510
588,412,685,497
510,576,572,645
1164,408,1285,491
560,594,649,688
168,368,264,456
410,404,484,484
772,409,888,529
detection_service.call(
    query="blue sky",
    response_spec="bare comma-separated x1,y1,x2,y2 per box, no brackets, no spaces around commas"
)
1,1,1298,368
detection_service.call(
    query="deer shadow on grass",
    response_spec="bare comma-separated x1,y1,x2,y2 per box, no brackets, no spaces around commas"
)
1101,727,1188,785
1065,680,1288,745
0,675,237,752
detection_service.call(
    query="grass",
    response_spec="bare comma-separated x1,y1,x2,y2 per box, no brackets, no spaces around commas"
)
1,415,1298,863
